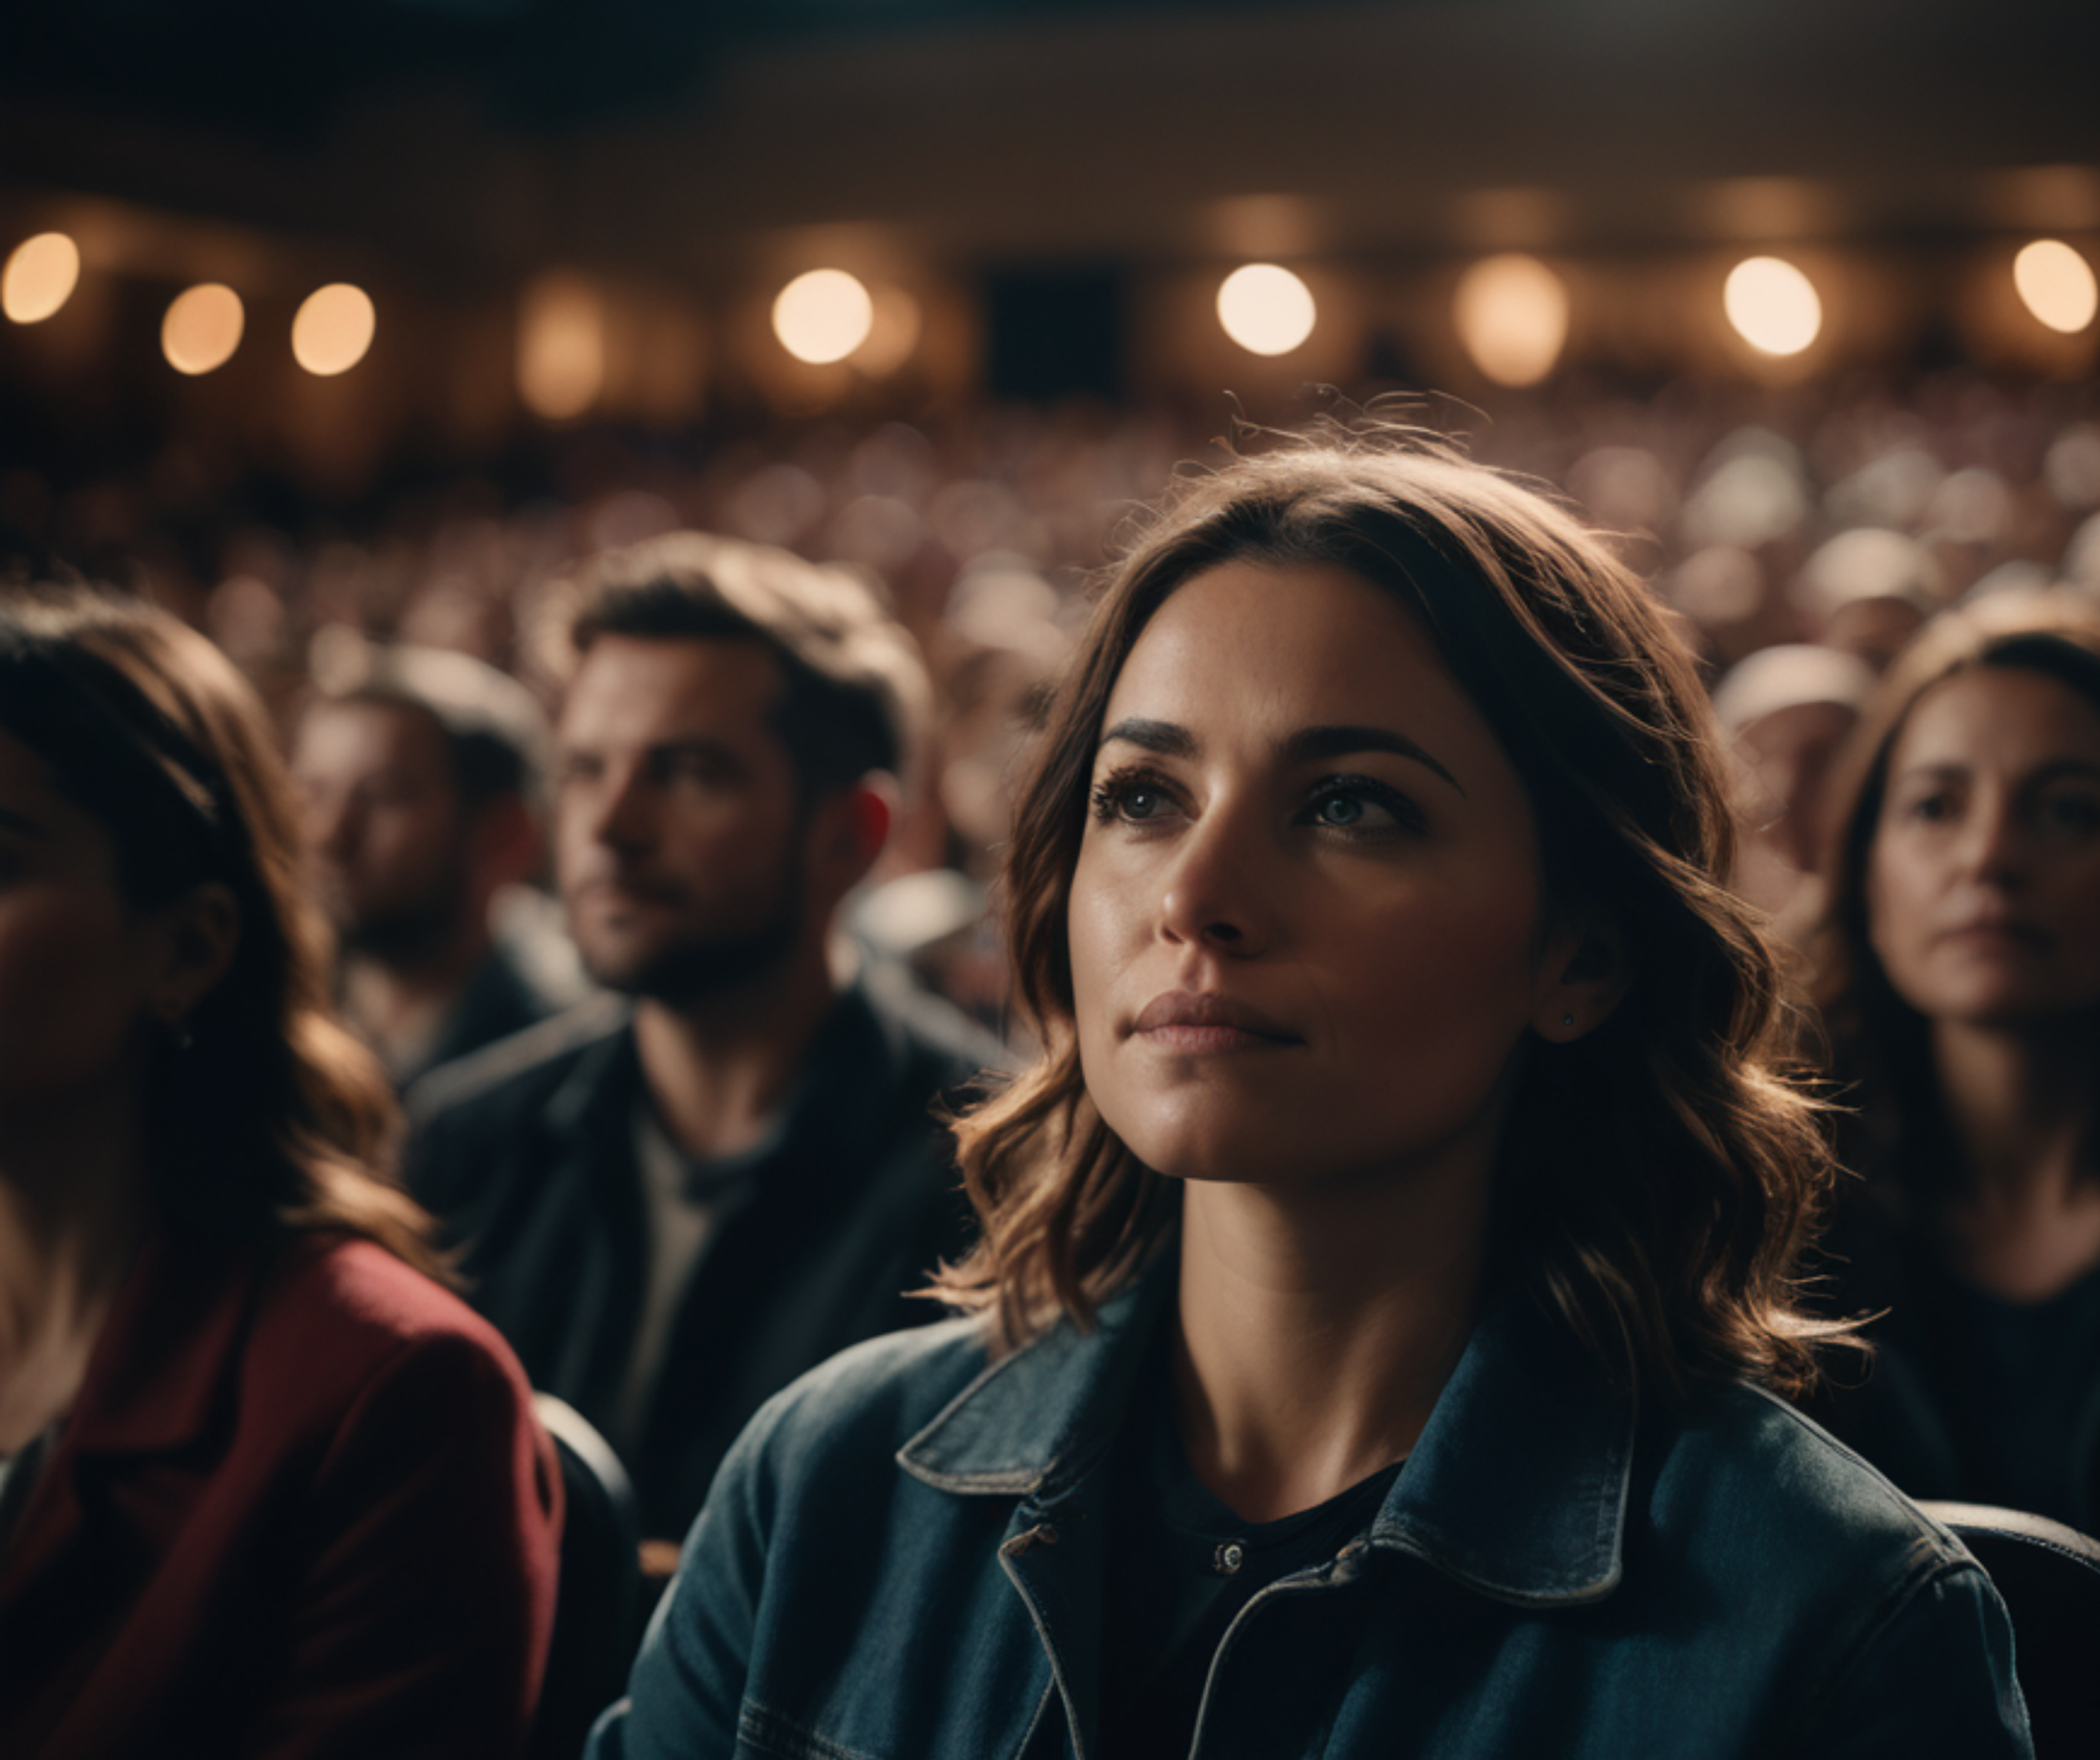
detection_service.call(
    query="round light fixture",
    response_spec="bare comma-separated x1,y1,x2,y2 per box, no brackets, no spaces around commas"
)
1453,254,1569,387
773,269,874,365
2,232,81,324
1217,263,1317,357
162,284,246,375
2014,239,2099,335
292,283,377,376
1723,257,1822,357
517,272,606,421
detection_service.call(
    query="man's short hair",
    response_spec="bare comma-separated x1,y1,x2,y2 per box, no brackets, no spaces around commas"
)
560,532,930,797
307,630,551,816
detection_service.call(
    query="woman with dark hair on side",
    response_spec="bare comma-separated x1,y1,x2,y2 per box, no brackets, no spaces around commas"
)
1803,592,2100,1529
0,584,560,1759
590,431,2029,1759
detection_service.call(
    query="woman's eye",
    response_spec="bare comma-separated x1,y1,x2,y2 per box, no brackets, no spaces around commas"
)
1090,771,1178,825
1304,779,1417,835
2039,790,2100,837
1314,792,1367,827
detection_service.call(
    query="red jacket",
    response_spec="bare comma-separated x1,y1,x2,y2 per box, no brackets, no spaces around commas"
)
0,1230,561,1759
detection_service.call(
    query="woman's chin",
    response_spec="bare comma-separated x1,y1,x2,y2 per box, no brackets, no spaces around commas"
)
1114,1125,1268,1188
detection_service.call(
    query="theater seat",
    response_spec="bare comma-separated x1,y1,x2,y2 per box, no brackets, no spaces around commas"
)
1919,1501,2100,1759
530,1393,643,1760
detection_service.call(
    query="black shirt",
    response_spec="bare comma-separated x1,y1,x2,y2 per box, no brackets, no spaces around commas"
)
1096,1348,1402,1760
1920,1256,2100,1523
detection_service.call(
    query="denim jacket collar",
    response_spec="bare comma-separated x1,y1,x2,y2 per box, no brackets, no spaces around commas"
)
898,1253,1635,1608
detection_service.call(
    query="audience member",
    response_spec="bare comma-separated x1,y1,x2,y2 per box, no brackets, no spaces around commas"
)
405,532,1004,1543
593,434,2026,1759
1806,592,2100,1529
1792,528,1940,673
1713,642,1877,945
0,584,559,1759
291,634,576,1089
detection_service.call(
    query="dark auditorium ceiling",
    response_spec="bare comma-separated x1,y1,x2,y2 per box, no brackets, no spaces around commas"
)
4,0,2098,286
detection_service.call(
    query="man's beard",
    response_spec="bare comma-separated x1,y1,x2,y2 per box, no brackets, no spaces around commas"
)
334,890,468,969
581,870,805,1008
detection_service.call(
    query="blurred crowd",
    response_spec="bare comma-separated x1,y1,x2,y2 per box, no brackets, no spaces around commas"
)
9,368,2099,1015
4,376,2100,966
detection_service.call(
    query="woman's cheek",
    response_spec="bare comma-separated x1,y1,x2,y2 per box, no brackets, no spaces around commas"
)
0,890,144,1107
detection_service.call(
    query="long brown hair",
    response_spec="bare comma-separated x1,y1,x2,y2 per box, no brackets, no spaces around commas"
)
1813,590,2100,1201
935,428,1843,1397
0,583,445,1276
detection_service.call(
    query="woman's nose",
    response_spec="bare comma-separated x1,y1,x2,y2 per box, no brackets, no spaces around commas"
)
1953,792,2025,884
1157,805,1270,953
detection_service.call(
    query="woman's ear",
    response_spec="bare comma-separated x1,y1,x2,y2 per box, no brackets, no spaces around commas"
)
149,881,242,1033
1532,912,1631,1043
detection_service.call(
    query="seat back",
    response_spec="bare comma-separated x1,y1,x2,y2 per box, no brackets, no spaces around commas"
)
1920,1500,2100,1759
530,1393,643,1760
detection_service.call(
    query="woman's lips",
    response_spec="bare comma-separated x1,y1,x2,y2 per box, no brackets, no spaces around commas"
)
1129,989,1302,1052
1935,918,2049,954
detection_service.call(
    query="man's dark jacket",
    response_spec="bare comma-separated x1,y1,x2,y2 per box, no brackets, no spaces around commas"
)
403,978,1002,1538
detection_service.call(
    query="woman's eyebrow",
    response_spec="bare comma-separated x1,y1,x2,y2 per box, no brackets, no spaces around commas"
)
2026,757,2100,785
1098,717,1195,758
0,804,45,837
1285,724,1466,797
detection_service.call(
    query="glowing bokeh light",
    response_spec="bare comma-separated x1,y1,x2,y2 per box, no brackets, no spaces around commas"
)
292,283,376,376
2,232,81,324
2014,239,2099,335
1723,257,1822,357
1216,263,1317,357
1452,254,1569,387
517,272,605,421
162,284,245,375
773,269,874,365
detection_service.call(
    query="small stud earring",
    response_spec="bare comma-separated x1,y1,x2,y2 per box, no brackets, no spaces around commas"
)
1562,1013,1575,1030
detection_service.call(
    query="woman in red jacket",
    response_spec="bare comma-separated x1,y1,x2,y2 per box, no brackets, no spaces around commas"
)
0,582,560,1759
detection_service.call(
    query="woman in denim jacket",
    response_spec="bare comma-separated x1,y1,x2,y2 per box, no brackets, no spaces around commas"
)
593,431,2031,1759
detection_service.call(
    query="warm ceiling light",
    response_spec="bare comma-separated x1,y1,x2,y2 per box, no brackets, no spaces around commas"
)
2,232,81,324
773,269,874,365
517,272,605,421
1217,263,1317,357
1723,257,1822,357
162,283,245,375
292,283,377,376
1452,254,1569,387
2014,239,2099,334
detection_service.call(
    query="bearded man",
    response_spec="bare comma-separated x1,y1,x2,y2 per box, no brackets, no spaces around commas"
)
404,534,1001,1544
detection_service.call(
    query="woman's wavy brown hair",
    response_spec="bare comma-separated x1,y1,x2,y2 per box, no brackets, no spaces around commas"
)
1812,590,2100,1205
933,427,1846,1397
0,582,445,1276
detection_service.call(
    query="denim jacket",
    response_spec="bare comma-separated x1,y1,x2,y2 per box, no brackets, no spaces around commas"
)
590,1258,2031,1759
